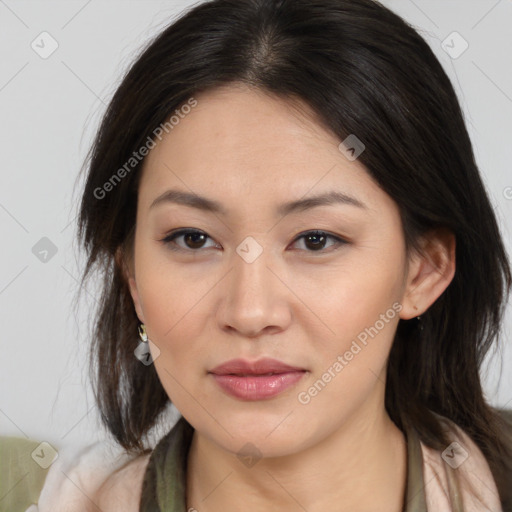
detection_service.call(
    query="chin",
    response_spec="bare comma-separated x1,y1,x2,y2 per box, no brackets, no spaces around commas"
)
210,414,319,456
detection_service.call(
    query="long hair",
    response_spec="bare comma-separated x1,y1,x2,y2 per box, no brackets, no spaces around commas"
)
77,0,512,508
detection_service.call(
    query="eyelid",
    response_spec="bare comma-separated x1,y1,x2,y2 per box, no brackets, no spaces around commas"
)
159,228,349,253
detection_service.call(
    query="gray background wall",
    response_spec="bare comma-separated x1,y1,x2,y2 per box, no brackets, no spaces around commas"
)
1,0,511,450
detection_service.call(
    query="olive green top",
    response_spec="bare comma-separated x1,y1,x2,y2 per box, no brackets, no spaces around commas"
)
0,437,51,512
138,416,465,512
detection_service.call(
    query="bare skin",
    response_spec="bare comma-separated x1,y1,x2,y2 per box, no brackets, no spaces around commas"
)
109,82,455,512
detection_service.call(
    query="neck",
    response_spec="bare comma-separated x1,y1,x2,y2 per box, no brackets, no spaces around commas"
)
186,399,407,512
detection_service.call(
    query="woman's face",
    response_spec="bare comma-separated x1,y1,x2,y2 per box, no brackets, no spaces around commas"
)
128,83,420,457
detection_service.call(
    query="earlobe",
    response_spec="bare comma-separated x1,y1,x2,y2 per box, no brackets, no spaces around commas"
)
400,228,456,320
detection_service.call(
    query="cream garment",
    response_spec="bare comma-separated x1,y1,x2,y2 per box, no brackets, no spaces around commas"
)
421,420,503,511
31,415,503,512
29,439,136,512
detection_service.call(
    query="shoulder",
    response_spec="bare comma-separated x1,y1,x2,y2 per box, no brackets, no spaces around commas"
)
35,440,147,512
95,453,152,512
419,414,503,511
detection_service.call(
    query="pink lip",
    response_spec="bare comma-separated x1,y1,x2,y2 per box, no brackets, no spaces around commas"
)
209,358,307,400
209,357,305,375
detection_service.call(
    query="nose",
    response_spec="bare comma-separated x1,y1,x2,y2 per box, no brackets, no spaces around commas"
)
216,245,292,339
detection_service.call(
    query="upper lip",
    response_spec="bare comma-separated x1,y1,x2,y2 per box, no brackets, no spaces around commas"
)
209,358,306,376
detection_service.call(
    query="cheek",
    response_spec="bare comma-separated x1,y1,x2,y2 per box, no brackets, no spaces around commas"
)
134,239,196,323
137,275,208,357
136,267,212,408
297,249,404,414
309,246,404,344
296,267,402,421
133,243,222,383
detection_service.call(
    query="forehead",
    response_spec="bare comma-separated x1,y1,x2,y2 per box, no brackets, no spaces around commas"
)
144,84,340,168
137,84,390,216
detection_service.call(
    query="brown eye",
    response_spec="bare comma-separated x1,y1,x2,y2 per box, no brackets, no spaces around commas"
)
292,230,347,253
303,232,328,251
161,229,216,251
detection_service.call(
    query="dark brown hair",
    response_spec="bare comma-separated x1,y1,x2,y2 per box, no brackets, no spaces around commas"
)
77,0,512,508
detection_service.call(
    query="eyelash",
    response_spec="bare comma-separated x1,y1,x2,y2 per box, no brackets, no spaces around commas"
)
159,229,348,254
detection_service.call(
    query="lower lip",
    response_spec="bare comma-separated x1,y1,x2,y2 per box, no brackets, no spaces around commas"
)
210,371,306,400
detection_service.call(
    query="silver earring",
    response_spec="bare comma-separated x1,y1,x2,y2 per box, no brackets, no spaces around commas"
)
138,323,148,342
417,316,424,331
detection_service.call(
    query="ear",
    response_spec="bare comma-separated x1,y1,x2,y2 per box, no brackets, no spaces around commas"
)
399,227,456,320
115,246,145,324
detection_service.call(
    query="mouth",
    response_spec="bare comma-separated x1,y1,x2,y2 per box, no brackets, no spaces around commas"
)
208,358,307,400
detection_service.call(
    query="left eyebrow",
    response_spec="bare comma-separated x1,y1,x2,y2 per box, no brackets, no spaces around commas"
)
276,190,367,216
149,188,367,216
